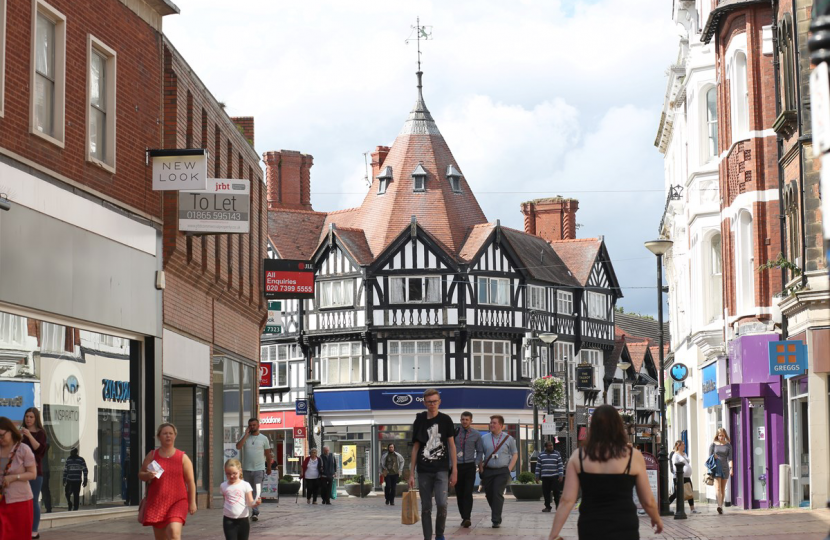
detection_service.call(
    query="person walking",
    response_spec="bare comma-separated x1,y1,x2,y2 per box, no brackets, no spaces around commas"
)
220,459,260,540
319,446,337,505
668,440,698,514
709,428,733,515
380,443,404,506
0,416,37,540
20,407,47,538
476,415,517,528
300,448,322,504
547,405,663,540
139,423,197,539
536,440,564,512
408,389,457,540
453,411,481,528
235,418,272,521
62,448,88,511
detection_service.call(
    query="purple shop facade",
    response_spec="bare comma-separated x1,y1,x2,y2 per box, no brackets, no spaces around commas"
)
718,333,784,509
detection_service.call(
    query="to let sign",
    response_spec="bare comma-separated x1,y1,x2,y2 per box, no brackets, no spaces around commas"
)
768,340,807,376
150,149,207,191
264,259,315,299
179,179,250,234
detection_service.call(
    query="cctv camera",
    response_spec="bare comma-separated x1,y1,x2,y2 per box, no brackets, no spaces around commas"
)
0,196,10,212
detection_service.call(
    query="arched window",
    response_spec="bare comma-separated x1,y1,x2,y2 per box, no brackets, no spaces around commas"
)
784,182,801,270
736,211,754,315
779,14,797,112
705,87,718,161
706,233,723,322
731,51,750,141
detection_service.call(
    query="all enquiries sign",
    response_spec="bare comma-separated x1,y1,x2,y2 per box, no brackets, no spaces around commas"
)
179,179,250,234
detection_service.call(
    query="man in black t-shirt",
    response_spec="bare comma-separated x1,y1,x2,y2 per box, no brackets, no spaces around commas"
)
409,389,458,540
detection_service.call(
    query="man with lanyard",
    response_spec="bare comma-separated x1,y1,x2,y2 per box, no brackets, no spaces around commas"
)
476,415,517,528
236,417,272,521
535,440,564,512
408,389,458,540
454,411,481,528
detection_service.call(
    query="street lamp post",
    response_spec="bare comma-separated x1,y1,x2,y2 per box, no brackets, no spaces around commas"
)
617,360,632,416
539,332,563,453
645,238,673,517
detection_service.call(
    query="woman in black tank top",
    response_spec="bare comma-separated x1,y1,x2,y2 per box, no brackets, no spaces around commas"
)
548,405,663,540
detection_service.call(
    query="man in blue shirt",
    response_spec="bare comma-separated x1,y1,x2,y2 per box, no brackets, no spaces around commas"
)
535,440,564,512
476,415,517,528
453,411,481,528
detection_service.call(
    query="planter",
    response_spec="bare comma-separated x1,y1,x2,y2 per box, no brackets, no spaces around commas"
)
277,482,301,495
344,483,373,497
395,483,409,497
510,483,542,501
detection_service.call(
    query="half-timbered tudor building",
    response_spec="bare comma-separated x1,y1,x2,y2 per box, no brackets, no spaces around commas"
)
259,72,621,481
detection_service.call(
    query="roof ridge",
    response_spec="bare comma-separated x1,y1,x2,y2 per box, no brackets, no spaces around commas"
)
327,207,359,215
267,208,328,216
548,237,600,243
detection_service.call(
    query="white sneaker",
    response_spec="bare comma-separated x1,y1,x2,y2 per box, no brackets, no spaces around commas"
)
691,510,699,514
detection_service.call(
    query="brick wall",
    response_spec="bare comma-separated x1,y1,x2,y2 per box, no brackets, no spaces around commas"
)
520,197,579,241
0,0,163,218
263,149,314,211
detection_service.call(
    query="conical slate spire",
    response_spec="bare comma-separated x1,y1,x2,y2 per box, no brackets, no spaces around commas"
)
399,71,441,136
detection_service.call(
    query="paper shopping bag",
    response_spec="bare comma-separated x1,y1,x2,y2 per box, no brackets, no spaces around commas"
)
401,489,420,525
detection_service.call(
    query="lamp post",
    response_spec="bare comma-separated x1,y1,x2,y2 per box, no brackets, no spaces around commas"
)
539,332,564,455
539,332,559,448
631,387,642,447
617,360,631,415
645,238,673,517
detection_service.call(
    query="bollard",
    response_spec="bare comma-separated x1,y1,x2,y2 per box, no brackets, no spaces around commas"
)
674,461,687,520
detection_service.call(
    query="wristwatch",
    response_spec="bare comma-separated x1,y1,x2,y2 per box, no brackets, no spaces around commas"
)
16,475,20,481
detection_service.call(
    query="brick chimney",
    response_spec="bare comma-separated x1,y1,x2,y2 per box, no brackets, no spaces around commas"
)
231,117,255,146
263,150,314,211
520,197,579,241
370,146,391,179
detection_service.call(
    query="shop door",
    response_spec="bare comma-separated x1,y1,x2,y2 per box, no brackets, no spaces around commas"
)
730,407,743,507
793,398,810,506
96,409,126,503
749,402,768,508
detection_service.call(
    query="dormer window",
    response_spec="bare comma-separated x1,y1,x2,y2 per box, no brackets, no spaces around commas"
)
446,164,462,193
412,163,427,192
377,165,392,195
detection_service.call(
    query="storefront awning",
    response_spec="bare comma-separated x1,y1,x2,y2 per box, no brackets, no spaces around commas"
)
260,409,305,429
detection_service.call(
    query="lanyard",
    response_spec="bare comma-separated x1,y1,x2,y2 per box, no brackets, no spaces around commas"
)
491,432,505,454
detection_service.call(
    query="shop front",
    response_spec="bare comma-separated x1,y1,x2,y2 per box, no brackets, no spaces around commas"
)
258,409,305,477
719,333,784,509
315,385,536,488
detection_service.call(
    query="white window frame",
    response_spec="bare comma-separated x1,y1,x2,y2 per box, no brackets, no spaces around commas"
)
320,342,363,385
726,38,750,143
704,231,723,324
703,85,718,162
387,340,444,382
448,175,460,193
0,0,7,118
471,339,510,382
413,175,425,192
528,285,546,310
586,291,606,320
390,275,441,304
556,290,573,315
580,348,602,367
478,277,510,306
317,279,354,309
611,385,622,407
735,210,755,315
87,35,116,172
30,0,66,147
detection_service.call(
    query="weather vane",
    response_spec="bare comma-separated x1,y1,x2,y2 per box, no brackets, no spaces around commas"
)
405,16,433,72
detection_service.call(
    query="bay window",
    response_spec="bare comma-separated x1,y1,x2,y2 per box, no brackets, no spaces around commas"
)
390,276,441,303
388,340,445,382
472,340,510,381
478,277,510,306
320,342,363,385
528,285,546,310
556,290,573,315
318,279,354,308
586,291,606,320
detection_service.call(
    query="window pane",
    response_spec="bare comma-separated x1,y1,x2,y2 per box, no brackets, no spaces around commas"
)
484,355,494,381
417,341,431,354
498,280,509,305
350,357,360,383
278,363,288,386
278,346,287,360
390,341,399,354
389,357,400,381
391,278,405,303
402,342,415,354
340,343,349,356
35,75,54,135
344,279,354,304
432,355,444,381
479,279,488,303
473,341,481,353
402,355,416,381
494,342,503,354
490,280,499,304
91,51,105,110
332,281,342,305
426,277,440,302
36,14,55,78
433,341,443,353
495,356,505,380
473,356,482,380
409,278,423,302
321,282,331,307
339,356,350,382
484,341,492,354
351,342,361,356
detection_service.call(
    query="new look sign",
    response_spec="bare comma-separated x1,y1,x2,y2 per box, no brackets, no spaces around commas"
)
150,149,207,191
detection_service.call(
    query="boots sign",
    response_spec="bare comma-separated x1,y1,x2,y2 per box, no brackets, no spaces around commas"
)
150,149,207,191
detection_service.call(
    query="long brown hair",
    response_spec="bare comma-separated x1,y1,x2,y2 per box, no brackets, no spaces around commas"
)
0,417,22,444
583,404,629,462
24,407,44,431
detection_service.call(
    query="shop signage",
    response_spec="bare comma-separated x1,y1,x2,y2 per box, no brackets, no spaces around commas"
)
265,301,282,334
702,363,719,408
342,444,357,475
768,340,808,376
576,366,594,390
633,452,659,510
293,426,307,439
259,363,273,388
259,412,283,426
0,381,34,418
295,399,308,415
150,149,207,191
294,445,304,457
392,394,414,406
541,421,557,435
179,179,250,234
264,259,315,300
315,387,534,412
101,379,130,403
669,363,689,382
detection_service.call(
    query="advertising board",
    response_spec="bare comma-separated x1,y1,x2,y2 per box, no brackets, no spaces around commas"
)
264,260,315,299
179,179,250,233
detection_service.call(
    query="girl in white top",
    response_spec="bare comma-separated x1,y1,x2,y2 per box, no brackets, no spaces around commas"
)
221,459,261,540
668,441,698,513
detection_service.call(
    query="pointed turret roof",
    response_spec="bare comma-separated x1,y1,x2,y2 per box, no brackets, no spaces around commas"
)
328,72,488,260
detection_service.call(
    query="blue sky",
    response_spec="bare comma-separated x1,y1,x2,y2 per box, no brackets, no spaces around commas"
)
164,0,678,317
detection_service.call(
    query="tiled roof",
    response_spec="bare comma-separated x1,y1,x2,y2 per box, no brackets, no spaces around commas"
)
615,312,671,344
548,238,602,286
627,341,651,373
459,223,495,262
501,228,581,286
332,227,373,266
267,209,328,260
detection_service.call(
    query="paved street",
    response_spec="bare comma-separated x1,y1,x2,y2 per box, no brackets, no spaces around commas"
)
45,493,830,540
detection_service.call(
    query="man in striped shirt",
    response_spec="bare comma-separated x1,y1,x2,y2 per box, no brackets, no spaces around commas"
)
535,440,564,512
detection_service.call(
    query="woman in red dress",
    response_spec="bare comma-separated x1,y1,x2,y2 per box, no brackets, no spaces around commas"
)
139,423,197,540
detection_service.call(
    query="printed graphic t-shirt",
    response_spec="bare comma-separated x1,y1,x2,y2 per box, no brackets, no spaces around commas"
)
221,480,253,519
241,433,271,471
410,411,455,473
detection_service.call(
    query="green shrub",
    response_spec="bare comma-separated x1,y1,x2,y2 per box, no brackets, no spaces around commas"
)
280,474,295,483
514,471,537,484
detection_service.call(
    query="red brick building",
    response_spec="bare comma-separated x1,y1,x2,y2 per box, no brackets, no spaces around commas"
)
0,0,266,514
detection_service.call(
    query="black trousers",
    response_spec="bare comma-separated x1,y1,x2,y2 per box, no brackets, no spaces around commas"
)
222,516,251,540
481,467,510,525
541,476,562,509
42,470,52,512
305,478,320,501
384,474,399,504
668,477,695,506
454,463,477,520
320,476,333,504
65,480,81,510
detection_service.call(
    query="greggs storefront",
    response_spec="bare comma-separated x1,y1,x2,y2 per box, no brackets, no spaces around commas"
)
259,409,306,477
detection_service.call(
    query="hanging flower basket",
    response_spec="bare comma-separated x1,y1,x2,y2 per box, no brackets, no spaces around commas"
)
531,376,565,410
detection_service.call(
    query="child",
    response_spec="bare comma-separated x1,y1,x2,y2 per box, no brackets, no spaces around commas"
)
221,458,261,540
